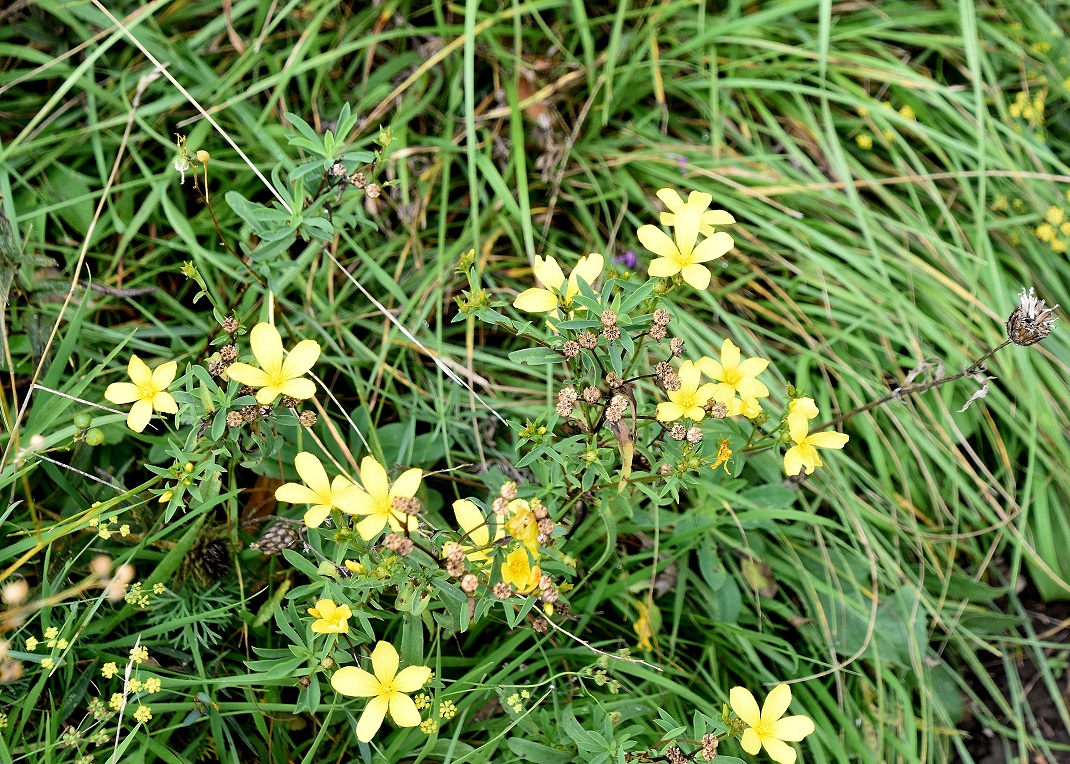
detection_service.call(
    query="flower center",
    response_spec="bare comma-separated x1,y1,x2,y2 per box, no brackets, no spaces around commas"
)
676,391,698,409
723,368,742,387
137,383,160,399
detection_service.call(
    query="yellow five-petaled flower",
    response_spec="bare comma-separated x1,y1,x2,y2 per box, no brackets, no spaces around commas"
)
697,338,771,401
104,356,179,433
350,456,423,540
656,361,717,422
783,416,849,476
275,452,362,528
513,253,604,314
656,188,735,237
638,202,733,290
730,684,815,764
331,641,432,742
307,598,352,634
226,322,320,404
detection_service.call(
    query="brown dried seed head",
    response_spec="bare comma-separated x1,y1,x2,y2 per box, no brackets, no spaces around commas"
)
500,481,518,500
577,331,599,349
298,410,318,428
652,308,670,326
605,372,623,388
670,423,687,441
600,310,617,327
582,385,601,404
669,337,685,356
460,574,478,594
1007,287,1058,346
220,344,238,362
686,427,703,443
605,394,628,423
492,496,509,515
648,324,667,340
349,172,366,188
222,317,240,335
493,582,513,600
208,360,225,377
329,162,347,177
707,401,728,420
365,183,381,199
226,411,244,428
603,324,621,341
700,733,719,761
251,522,298,554
562,340,581,359
241,406,259,423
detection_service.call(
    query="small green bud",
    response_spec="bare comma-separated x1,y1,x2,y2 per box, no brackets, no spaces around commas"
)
73,412,92,430
84,428,104,446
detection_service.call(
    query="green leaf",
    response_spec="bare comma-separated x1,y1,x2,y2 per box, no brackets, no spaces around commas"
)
509,347,561,366
506,739,574,764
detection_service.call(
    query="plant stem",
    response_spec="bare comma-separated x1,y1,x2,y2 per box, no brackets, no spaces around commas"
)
814,340,1012,432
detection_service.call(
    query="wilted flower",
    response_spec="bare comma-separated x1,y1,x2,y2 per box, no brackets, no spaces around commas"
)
1006,287,1058,346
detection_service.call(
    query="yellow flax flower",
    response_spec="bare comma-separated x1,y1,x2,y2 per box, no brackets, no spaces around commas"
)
638,205,733,290
656,361,717,422
786,397,819,434
104,356,178,433
513,253,604,314
331,641,432,742
275,452,362,528
697,339,770,400
730,684,816,764
656,188,735,237
350,457,422,540
783,417,849,476
501,548,541,593
505,500,539,555
454,499,504,562
307,599,352,634
225,322,320,404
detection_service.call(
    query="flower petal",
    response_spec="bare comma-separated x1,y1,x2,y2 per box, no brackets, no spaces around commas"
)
680,263,711,290
356,695,389,743
783,445,805,476
702,209,735,226
760,737,799,764
514,288,559,313
740,727,763,756
788,415,810,444
127,399,154,433
303,504,332,528
358,457,390,501
294,452,331,498
389,692,421,728
224,362,271,388
454,499,489,546
737,376,770,399
249,322,284,374
127,355,153,387
730,686,762,727
104,382,141,405
356,513,387,540
806,431,849,450
394,665,432,693
390,467,422,500
275,482,322,505
570,252,604,292
637,225,678,259
770,714,816,742
737,357,770,378
656,188,685,212
656,401,685,422
647,257,681,278
151,361,178,390
677,361,701,391
532,255,566,291
369,641,399,684
255,385,284,405
152,392,178,414
789,397,819,419
696,356,723,380
720,338,740,371
281,339,321,380
761,684,793,723
332,481,364,514
279,378,317,400
331,666,380,697
672,205,701,257
686,190,713,210
690,231,734,262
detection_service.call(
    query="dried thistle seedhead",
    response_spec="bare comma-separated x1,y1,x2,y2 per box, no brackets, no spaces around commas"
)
251,522,299,554
1007,287,1058,346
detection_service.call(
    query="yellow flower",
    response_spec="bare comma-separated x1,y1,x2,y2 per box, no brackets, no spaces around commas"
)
143,677,162,694
307,599,352,634
454,499,504,562
783,417,849,476
130,646,149,664
330,641,432,743
656,361,716,422
633,601,655,651
275,452,362,528
786,397,819,434
40,657,54,670
133,705,152,724
109,693,124,710
43,627,58,640
501,548,541,593
712,440,733,473
656,188,735,237
25,636,38,651
349,456,422,540
225,322,320,404
730,684,816,764
104,356,178,433
638,205,733,290
513,253,604,314
697,339,770,401
504,500,539,555
128,677,142,692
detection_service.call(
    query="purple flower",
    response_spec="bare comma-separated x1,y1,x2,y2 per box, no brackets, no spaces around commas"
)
614,250,638,269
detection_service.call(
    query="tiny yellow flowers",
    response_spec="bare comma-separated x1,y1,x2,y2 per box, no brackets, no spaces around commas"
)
102,662,119,679
330,641,432,743
225,322,320,404
25,636,38,651
454,499,504,562
143,677,162,694
104,356,178,433
109,693,124,710
133,705,152,724
656,361,716,423
40,657,55,669
656,188,735,237
44,627,58,640
697,339,770,401
783,416,849,477
307,599,352,634
501,548,541,593
730,684,816,764
130,645,149,664
712,440,733,473
350,456,422,540
275,452,362,528
638,204,733,290
513,253,604,314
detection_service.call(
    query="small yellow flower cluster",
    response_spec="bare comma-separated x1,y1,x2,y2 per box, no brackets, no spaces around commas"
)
855,133,873,150
504,691,526,714
413,692,431,710
133,705,152,724
438,699,457,719
420,718,438,734
1034,205,1070,253
1008,88,1046,130
130,645,149,664
123,582,154,610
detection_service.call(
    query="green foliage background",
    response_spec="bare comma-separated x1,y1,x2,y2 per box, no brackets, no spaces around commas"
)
1,0,1069,762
